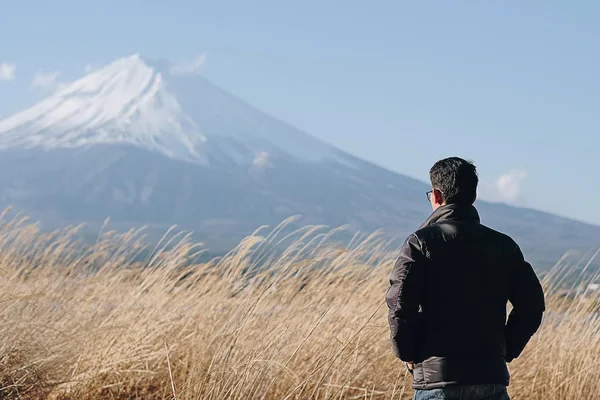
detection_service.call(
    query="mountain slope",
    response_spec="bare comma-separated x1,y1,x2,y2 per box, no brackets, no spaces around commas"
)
0,55,597,268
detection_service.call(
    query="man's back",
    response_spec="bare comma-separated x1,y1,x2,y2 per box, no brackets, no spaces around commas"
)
385,157,545,399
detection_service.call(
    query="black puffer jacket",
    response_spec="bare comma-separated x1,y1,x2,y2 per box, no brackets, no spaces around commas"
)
386,204,545,390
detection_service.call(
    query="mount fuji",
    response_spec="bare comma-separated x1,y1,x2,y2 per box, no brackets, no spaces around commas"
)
0,54,597,266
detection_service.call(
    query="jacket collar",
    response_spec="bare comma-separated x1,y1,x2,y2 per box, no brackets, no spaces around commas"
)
419,203,480,229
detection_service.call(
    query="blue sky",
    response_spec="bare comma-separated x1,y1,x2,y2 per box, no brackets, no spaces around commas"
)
1,1,599,224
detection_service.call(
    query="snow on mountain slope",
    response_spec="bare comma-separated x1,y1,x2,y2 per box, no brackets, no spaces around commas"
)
0,55,209,163
0,54,341,165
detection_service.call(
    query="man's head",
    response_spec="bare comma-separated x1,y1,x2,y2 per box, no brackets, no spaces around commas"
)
428,157,478,210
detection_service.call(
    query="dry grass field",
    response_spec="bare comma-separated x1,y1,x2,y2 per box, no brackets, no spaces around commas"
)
1,212,600,400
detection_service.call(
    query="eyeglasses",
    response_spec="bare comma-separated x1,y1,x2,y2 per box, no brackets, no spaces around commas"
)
426,189,444,202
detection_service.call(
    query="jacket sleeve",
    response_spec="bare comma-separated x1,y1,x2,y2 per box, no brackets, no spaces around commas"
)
505,242,546,362
385,234,427,362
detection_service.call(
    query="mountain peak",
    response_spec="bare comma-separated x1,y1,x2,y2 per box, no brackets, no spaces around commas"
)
0,54,341,165
0,55,208,162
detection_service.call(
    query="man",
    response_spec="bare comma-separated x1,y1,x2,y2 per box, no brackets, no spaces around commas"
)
385,157,545,400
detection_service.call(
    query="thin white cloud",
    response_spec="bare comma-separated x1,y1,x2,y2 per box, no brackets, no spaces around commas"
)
253,151,272,169
84,64,94,73
169,53,208,77
480,169,527,204
31,70,68,93
0,63,16,81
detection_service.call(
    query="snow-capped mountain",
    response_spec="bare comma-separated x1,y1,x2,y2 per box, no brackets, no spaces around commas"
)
0,54,598,267
0,55,206,162
0,54,338,166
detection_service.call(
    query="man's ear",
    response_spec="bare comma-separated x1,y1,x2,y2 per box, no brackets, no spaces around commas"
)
433,188,444,205
473,192,478,204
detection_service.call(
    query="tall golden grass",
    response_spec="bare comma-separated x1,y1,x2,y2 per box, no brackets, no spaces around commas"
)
1,211,600,400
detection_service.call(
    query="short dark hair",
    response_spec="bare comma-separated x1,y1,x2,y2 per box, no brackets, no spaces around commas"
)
429,157,478,205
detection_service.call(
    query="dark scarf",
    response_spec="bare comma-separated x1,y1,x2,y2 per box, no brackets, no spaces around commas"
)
419,203,480,229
